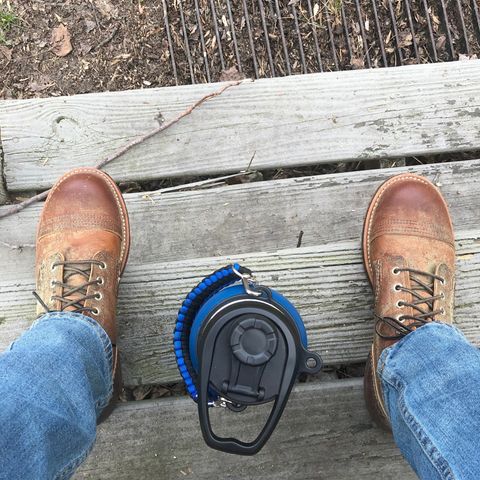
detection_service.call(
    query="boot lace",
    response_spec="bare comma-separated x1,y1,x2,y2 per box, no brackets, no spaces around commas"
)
34,259,105,315
375,267,445,340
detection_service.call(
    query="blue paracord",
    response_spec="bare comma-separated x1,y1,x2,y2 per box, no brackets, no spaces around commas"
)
174,263,251,403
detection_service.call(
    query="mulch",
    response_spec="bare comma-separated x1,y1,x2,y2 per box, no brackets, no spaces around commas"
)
1,0,479,100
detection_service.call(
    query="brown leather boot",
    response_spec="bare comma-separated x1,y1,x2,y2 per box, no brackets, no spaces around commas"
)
362,173,455,430
35,167,130,421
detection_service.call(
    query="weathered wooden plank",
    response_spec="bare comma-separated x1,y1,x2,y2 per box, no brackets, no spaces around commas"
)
2,160,480,385
1,158,479,277
1,61,480,191
0,128,8,205
1,232,479,386
75,378,415,480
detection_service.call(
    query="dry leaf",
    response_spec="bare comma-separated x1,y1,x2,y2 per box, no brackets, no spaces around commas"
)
93,0,118,19
51,24,73,57
132,385,152,401
385,30,392,45
85,19,96,33
399,32,413,48
219,66,246,82
351,57,364,69
150,386,170,399
436,35,446,51
28,75,54,92
459,54,478,61
313,3,319,16
0,45,12,61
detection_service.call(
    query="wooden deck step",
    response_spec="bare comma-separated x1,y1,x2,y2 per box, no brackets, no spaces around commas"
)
1,61,480,192
1,159,480,385
1,60,479,480
74,378,415,480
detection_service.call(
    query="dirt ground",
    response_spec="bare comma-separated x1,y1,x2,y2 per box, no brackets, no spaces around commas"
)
1,0,479,100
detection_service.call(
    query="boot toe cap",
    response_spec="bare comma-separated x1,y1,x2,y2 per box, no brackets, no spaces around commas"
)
368,173,454,246
38,168,125,239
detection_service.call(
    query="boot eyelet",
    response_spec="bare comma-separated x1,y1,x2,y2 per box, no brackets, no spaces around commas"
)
394,284,402,291
396,300,404,308
92,308,100,316
99,262,107,270
96,277,104,285
392,268,400,275
51,263,57,272
95,292,103,300
440,308,445,315
440,292,445,299
50,280,56,288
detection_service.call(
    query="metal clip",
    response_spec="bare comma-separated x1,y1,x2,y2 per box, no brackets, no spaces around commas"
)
232,264,262,297
211,397,234,408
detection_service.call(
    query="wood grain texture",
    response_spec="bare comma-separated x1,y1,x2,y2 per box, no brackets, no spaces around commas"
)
74,378,415,480
0,158,479,275
1,232,480,386
2,61,480,191
2,160,480,385
0,129,8,205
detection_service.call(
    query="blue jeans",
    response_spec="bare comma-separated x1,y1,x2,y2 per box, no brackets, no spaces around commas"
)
0,313,112,480
0,315,479,479
380,322,480,479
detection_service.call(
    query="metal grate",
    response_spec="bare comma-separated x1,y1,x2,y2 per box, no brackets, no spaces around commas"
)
160,0,480,85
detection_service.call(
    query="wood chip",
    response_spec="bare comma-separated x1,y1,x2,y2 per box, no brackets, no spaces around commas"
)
350,57,364,69
51,24,73,57
436,35,446,51
219,66,246,82
0,46,12,61
93,0,118,19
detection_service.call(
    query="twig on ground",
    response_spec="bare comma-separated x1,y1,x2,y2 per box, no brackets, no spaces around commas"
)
93,25,119,51
95,80,245,170
0,240,35,250
0,190,49,219
0,80,246,220
245,151,256,171
150,170,258,195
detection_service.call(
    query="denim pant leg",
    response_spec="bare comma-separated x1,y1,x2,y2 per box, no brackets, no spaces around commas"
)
0,312,113,480
378,322,480,480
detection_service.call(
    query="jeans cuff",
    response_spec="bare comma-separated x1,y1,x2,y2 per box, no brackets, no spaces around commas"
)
31,312,114,416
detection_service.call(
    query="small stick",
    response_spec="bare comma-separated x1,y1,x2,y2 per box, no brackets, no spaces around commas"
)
95,80,244,170
93,25,119,51
296,230,304,248
0,190,49,219
0,80,246,220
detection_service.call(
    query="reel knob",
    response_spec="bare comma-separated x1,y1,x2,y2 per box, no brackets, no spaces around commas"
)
230,317,278,366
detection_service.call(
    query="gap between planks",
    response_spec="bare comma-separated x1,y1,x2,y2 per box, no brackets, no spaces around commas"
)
1,233,480,386
2,159,480,384
1,158,480,272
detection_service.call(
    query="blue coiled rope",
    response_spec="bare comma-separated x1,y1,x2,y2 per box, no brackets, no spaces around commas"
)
173,263,252,402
